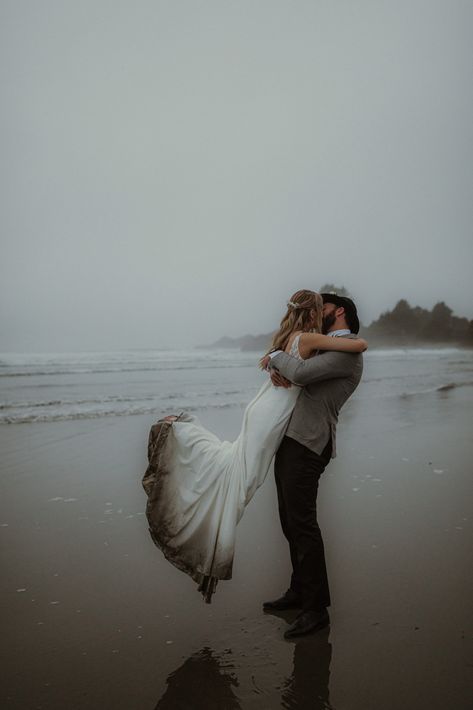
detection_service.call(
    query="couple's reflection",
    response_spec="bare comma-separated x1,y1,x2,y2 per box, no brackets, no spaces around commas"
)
154,629,332,709
154,646,240,709
282,628,333,709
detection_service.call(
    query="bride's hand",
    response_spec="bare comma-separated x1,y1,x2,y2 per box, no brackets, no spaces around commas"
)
260,355,271,370
270,370,292,388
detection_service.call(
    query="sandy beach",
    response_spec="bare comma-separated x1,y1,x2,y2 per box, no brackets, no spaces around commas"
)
2,0,472,704
1,375,472,709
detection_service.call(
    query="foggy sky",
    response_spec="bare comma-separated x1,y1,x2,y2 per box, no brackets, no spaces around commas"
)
2,0,472,351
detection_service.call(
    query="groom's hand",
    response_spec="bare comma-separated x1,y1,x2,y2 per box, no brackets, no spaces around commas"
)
270,370,292,388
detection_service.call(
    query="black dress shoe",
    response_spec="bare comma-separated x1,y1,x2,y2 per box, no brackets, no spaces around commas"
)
283,609,330,639
263,590,302,611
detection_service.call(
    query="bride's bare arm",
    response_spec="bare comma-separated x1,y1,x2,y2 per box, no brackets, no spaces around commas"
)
298,333,367,358
263,333,366,387
269,347,364,387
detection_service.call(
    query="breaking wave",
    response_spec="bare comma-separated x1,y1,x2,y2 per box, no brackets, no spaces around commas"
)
399,380,473,398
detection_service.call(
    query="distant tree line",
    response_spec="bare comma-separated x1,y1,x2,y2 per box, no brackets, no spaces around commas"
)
199,290,473,350
321,284,473,346
361,299,473,346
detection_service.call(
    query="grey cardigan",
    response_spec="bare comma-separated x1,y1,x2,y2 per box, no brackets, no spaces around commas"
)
269,335,363,457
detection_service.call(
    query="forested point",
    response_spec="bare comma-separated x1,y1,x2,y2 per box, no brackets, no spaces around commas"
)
200,297,473,351
360,299,473,346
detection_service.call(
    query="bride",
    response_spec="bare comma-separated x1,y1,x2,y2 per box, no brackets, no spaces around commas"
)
142,290,367,602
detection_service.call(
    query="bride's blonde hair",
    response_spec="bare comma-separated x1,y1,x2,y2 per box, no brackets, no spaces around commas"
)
260,289,323,366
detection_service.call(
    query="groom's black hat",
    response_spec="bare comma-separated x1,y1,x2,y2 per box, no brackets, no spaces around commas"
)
321,293,360,334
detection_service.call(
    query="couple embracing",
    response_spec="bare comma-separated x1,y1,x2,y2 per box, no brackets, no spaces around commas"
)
142,290,366,639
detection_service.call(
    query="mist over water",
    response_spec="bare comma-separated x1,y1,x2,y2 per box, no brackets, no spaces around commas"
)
1,1,473,352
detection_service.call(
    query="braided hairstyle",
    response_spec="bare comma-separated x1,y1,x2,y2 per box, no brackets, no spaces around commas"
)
260,289,323,365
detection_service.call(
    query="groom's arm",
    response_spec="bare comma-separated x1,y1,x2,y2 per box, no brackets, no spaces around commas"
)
269,350,358,386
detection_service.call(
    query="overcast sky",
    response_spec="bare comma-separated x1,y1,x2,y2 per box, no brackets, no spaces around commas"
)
1,0,472,351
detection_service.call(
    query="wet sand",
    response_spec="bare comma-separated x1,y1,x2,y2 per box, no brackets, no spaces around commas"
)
1,386,472,709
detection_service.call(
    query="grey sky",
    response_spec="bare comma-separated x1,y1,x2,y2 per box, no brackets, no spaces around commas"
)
2,0,472,351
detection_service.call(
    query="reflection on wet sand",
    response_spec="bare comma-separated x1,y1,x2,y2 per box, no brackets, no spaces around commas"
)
154,646,241,709
282,629,333,710
154,629,332,709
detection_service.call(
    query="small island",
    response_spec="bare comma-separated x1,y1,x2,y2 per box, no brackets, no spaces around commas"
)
198,298,473,351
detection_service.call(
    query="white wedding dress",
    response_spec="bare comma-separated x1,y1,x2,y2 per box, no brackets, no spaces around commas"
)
142,336,304,601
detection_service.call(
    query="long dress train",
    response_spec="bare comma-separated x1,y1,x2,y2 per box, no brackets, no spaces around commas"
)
142,337,303,602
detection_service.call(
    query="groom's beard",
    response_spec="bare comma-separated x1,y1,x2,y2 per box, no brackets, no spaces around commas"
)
322,312,336,334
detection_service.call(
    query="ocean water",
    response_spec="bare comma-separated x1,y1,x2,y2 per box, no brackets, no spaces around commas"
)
0,347,472,425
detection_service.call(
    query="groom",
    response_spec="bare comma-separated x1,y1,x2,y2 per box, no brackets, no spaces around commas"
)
264,293,363,639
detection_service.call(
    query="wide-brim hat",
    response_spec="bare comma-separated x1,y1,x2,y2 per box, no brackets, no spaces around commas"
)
321,293,360,334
